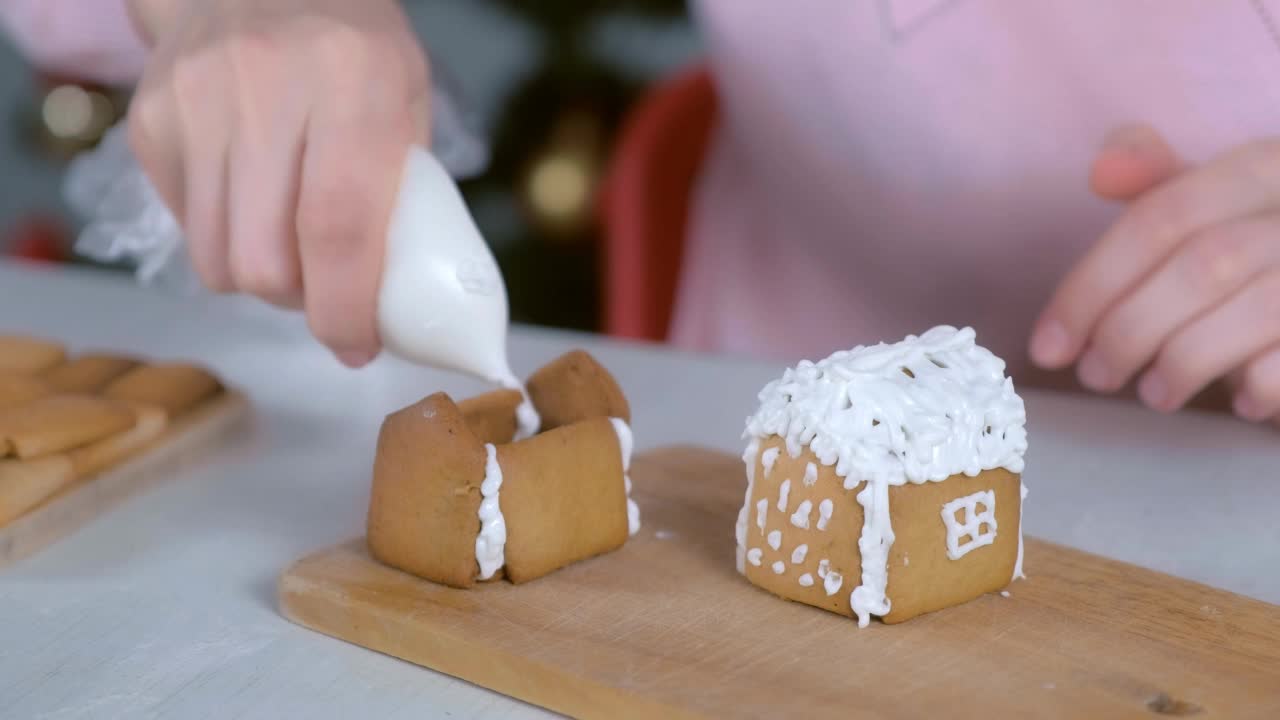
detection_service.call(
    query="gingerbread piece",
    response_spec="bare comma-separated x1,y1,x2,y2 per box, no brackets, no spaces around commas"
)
498,417,629,583
68,403,168,478
736,326,1028,627
0,372,51,410
526,350,630,431
458,389,524,445
368,393,488,589
103,363,222,417
42,354,140,393
0,455,76,526
0,336,66,374
0,395,137,460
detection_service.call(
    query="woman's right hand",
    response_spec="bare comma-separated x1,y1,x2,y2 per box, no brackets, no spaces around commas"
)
127,0,430,367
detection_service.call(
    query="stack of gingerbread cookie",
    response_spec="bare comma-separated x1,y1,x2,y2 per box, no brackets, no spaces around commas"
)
0,334,225,527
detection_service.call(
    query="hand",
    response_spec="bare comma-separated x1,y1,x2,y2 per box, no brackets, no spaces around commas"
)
1030,125,1280,425
126,0,430,367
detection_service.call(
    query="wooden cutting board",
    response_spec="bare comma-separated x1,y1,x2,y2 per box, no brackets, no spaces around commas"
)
0,390,249,568
278,447,1280,720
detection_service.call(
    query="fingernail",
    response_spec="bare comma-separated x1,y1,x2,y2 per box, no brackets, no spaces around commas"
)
1138,372,1171,412
336,349,376,368
1076,351,1113,392
1233,393,1265,422
1030,320,1071,367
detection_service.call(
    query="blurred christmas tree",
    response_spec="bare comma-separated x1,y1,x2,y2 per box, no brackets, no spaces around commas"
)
457,0,694,332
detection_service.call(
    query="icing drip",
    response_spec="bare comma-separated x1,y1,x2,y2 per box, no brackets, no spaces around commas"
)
799,573,815,587
761,447,780,476
741,326,1028,627
1013,482,1028,581
735,440,761,574
747,548,763,566
817,498,834,531
772,561,786,575
756,499,768,532
767,530,782,551
777,479,791,512
497,374,541,441
803,462,818,486
791,544,808,564
790,500,812,529
850,479,893,625
475,443,506,580
609,418,641,536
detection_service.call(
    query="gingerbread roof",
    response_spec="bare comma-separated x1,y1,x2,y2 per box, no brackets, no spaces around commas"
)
744,326,1027,489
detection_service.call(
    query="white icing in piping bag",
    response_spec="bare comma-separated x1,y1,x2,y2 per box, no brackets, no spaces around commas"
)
379,146,539,439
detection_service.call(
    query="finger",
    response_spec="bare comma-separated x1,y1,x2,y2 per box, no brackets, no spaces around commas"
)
1232,344,1280,422
126,82,186,226
1137,271,1280,412
295,117,410,365
1031,139,1280,370
1089,124,1182,202
225,43,306,308
1076,210,1280,392
168,50,238,293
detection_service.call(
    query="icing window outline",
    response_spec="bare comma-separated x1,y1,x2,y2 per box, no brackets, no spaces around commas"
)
940,489,997,560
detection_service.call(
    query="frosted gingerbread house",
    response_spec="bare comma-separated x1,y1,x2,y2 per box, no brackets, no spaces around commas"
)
735,326,1028,626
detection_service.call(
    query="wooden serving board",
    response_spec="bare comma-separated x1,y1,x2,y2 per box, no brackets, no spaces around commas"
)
278,447,1280,720
0,390,249,568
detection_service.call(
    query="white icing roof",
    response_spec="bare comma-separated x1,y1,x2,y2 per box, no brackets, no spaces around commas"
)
744,326,1027,486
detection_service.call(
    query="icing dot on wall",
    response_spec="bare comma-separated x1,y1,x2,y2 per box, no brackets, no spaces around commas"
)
799,573,815,587
903,554,910,567
777,479,791,512
824,571,843,596
767,530,782,551
761,447,780,477
747,548,763,566
817,558,830,578
772,561,786,575
755,498,768,532
791,544,808,564
817,498,834,531
803,462,818,486
790,500,812,529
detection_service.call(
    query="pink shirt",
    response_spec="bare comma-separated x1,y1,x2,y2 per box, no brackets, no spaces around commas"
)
672,0,1280,373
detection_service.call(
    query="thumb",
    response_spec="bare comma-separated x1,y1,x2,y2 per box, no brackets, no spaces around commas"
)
1089,124,1182,202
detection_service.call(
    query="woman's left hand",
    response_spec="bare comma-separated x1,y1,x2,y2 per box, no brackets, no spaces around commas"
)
1030,126,1280,425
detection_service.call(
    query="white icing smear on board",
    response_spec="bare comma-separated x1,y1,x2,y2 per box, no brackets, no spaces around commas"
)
476,443,506,580
609,418,641,536
740,326,1028,627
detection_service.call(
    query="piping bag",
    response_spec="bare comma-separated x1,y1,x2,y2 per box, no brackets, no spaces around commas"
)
64,76,541,439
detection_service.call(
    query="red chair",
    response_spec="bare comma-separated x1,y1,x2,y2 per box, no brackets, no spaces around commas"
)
599,65,717,342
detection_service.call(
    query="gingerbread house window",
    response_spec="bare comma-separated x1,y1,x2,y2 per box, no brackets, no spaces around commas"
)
941,490,997,560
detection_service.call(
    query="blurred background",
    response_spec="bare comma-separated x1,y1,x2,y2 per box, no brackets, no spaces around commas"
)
0,0,702,335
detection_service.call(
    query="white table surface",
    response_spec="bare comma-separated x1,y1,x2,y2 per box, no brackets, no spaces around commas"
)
1,260,1277,719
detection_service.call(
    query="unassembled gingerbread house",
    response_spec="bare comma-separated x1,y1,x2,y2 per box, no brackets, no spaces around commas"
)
368,350,640,587
735,326,1028,626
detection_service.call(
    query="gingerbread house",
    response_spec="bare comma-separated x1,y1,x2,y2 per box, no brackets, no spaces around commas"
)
735,326,1028,626
367,350,640,587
